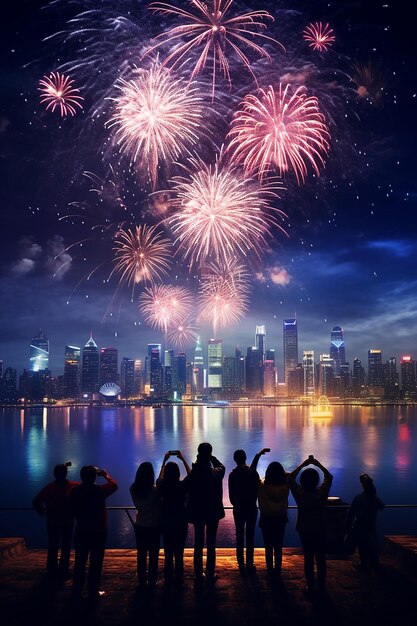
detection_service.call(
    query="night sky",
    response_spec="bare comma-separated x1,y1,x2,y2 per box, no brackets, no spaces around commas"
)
1,0,416,376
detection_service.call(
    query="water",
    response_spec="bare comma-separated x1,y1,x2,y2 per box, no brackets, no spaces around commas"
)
1,404,417,548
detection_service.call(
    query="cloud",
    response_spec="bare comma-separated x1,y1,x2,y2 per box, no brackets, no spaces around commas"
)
255,266,292,286
17,237,42,259
11,258,36,276
365,239,413,258
0,116,10,133
10,235,72,279
45,235,73,279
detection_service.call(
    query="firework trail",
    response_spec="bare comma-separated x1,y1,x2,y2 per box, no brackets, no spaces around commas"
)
350,61,386,105
228,83,330,184
139,284,194,335
167,152,286,269
167,318,199,351
112,224,172,290
107,63,203,189
303,22,335,53
145,0,283,98
38,71,83,117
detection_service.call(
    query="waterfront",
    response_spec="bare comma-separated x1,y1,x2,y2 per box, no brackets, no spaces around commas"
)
1,404,417,547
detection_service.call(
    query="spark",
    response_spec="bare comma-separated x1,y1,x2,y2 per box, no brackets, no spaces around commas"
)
107,63,203,189
139,284,194,334
228,83,330,184
167,318,199,350
167,153,286,269
38,71,83,117
303,22,335,52
146,0,283,97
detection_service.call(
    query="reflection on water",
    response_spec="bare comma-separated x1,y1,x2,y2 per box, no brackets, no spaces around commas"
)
1,404,417,547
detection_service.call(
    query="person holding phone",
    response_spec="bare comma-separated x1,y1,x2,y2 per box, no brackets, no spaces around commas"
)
157,450,191,586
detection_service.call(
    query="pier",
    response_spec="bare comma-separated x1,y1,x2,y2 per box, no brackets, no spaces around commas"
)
1,537,417,626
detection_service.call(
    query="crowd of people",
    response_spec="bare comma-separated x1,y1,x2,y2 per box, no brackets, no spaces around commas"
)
32,444,385,602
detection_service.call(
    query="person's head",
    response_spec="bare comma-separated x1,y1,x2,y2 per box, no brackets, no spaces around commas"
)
164,461,180,483
80,465,97,485
360,472,376,496
300,467,320,492
265,462,286,486
233,449,247,465
197,442,212,462
132,462,155,498
53,464,68,482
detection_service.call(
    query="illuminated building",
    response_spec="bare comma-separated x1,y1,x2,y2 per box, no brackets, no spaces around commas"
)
192,336,204,395
100,347,118,385
368,349,383,393
317,354,334,397
235,346,245,391
255,325,266,362
29,330,49,372
150,346,163,395
222,356,237,392
81,334,99,393
120,357,135,398
64,345,80,398
164,349,174,394
173,352,186,396
330,326,345,375
245,347,262,395
303,350,315,397
0,367,17,404
352,358,365,397
287,365,303,396
283,319,298,384
134,359,143,394
384,357,399,399
400,356,417,398
208,339,222,391
263,359,276,397
145,343,161,390
99,382,121,403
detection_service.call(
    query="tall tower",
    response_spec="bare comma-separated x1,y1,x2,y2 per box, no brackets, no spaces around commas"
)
208,339,222,391
255,325,266,362
120,357,135,398
30,330,49,371
303,350,315,396
100,347,119,385
330,326,346,375
283,319,298,383
193,337,204,394
368,349,383,387
64,345,80,398
81,334,99,393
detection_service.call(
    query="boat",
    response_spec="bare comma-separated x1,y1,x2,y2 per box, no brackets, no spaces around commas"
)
309,396,333,418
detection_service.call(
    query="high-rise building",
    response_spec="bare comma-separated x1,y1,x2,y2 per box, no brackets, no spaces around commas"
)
235,346,245,391
283,319,298,384
266,349,275,363
30,330,49,372
368,349,383,389
329,326,346,375
255,325,266,362
208,339,222,390
245,347,263,395
384,357,399,399
222,356,237,392
193,337,204,395
287,365,303,397
81,334,99,393
173,352,186,396
150,346,163,395
263,359,276,397
134,359,143,395
351,358,365,397
164,349,174,394
100,347,118,385
400,356,417,398
64,345,80,398
145,344,161,390
0,367,17,404
120,357,135,398
303,350,315,397
317,354,334,397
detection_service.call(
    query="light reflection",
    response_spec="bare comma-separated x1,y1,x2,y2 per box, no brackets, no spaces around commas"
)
42,407,48,431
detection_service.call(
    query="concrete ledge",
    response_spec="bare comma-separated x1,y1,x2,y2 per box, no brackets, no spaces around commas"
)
384,535,417,574
0,537,27,561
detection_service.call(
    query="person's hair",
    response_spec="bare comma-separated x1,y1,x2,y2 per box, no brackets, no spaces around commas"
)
163,461,180,484
233,449,246,465
80,465,97,485
197,442,212,459
300,467,320,491
360,473,376,496
131,462,155,499
265,462,286,486
53,464,68,481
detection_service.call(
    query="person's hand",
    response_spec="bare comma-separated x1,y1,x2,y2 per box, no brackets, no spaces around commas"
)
97,468,108,478
163,452,171,463
259,448,271,455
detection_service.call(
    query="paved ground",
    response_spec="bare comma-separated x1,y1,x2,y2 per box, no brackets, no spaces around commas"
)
1,540,417,626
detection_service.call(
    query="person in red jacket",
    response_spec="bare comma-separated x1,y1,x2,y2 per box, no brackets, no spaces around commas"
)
70,465,118,602
32,463,79,578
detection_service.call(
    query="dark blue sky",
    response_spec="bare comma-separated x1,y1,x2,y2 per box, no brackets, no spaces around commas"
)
1,0,416,375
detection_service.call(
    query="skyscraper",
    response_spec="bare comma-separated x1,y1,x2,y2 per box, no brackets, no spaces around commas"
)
303,350,315,396
164,349,174,394
208,339,222,391
245,347,262,395
283,319,298,384
30,330,49,372
81,334,99,393
352,358,365,397
255,325,266,362
330,326,346,375
64,345,80,398
134,359,143,395
193,336,204,395
100,347,119,385
150,346,163,395
120,357,135,398
318,354,334,397
173,352,186,396
368,349,383,389
263,359,276,397
400,356,416,398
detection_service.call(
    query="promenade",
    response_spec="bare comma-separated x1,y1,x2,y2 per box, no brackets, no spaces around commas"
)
1,537,417,626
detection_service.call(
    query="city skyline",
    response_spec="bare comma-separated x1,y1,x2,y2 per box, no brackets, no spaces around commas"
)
1,1,416,378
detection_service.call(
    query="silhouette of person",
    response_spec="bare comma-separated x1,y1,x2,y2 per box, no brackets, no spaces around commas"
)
70,466,118,601
346,472,385,570
130,462,161,587
228,449,260,574
32,463,79,578
252,450,290,578
157,450,191,585
290,456,333,596
183,442,225,584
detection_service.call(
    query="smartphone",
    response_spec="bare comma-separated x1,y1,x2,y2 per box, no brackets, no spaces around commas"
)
308,455,314,460
169,450,180,455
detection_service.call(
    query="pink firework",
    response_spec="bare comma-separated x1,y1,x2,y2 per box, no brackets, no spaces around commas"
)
146,0,283,97
167,318,198,350
139,284,194,334
112,224,172,287
303,22,335,52
198,265,248,337
167,154,286,268
228,83,330,185
107,64,202,189
38,72,83,117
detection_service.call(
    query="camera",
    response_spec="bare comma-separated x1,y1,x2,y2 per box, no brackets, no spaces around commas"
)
65,461,72,467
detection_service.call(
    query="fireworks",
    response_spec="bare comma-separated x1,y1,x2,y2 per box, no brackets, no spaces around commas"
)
167,154,286,268
38,72,83,117
167,318,198,350
303,22,335,52
112,224,172,288
107,64,203,188
351,61,385,105
146,0,282,97
228,83,330,185
139,284,194,334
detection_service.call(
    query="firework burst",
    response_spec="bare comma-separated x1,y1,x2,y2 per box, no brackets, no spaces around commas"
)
167,153,286,268
303,22,335,52
38,71,84,117
112,224,172,289
145,0,283,97
228,83,330,185
107,63,203,188
139,284,194,334
167,317,199,351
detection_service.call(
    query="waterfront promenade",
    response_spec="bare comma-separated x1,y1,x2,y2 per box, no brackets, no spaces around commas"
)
1,537,417,626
